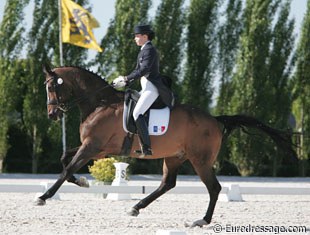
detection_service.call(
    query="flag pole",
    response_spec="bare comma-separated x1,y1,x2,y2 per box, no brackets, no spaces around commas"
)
58,0,66,154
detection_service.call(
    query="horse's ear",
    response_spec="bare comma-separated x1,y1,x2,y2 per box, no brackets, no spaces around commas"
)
43,63,52,75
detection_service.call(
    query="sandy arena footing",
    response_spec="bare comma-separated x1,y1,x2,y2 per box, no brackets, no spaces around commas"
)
0,174,309,235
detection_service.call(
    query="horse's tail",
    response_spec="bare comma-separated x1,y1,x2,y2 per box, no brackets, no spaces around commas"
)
214,115,297,160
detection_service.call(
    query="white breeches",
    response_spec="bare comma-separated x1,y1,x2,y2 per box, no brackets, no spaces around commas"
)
133,76,159,120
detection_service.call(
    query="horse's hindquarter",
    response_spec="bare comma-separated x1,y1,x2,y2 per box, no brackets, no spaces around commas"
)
146,105,222,161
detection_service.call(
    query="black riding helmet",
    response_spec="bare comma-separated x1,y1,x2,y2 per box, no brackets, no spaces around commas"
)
132,24,155,40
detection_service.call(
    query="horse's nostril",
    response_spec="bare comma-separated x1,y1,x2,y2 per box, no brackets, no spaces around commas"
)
48,108,62,120
48,109,56,118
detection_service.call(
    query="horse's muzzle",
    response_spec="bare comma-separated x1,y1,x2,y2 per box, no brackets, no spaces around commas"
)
48,108,63,120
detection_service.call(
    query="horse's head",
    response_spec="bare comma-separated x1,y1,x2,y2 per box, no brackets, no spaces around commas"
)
43,63,122,121
43,64,72,120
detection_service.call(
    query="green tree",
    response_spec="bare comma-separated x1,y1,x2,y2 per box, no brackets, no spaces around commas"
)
229,0,276,176
267,0,295,176
214,0,243,175
182,0,219,111
292,0,310,176
153,0,185,95
0,0,30,172
94,0,150,81
24,0,89,173
25,0,59,173
94,19,117,77
215,0,243,115
229,0,296,176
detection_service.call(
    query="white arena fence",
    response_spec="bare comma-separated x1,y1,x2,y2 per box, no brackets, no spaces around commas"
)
1,183,309,195
0,179,309,201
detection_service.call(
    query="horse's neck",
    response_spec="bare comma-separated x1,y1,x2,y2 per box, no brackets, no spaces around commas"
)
74,77,123,122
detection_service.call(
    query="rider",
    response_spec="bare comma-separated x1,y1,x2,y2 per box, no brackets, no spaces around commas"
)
112,24,174,157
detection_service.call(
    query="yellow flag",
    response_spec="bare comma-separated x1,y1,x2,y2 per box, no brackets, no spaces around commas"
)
61,0,103,52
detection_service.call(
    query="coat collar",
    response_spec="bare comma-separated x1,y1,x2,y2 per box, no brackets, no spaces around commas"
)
141,41,151,50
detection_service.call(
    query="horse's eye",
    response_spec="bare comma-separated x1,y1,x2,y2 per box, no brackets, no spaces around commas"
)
57,78,63,85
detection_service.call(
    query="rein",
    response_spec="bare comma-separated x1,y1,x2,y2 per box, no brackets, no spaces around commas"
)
59,84,113,112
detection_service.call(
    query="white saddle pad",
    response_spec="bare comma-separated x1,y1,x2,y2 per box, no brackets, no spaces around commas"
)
123,106,170,136
148,107,170,135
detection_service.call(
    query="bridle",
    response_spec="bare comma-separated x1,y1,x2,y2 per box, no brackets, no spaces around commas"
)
45,72,112,113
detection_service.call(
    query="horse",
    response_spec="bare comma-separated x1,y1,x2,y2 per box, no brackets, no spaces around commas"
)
38,64,296,227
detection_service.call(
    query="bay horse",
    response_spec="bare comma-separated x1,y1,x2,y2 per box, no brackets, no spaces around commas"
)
38,64,296,227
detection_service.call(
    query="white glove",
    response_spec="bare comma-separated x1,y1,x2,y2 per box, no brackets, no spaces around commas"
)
112,76,127,89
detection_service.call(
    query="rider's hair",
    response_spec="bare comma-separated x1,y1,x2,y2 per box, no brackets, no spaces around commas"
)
145,31,155,41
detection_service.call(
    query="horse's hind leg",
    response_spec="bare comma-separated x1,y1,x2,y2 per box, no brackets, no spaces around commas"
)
128,157,185,216
190,159,221,227
61,146,89,187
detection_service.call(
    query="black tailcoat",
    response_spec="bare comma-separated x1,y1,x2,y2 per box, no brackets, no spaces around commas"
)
126,42,174,108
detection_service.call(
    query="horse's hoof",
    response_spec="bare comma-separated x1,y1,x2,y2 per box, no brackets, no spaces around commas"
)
78,176,89,188
34,197,46,206
127,208,139,217
189,219,209,228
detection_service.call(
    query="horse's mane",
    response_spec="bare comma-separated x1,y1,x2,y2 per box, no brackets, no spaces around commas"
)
53,65,124,102
54,65,108,83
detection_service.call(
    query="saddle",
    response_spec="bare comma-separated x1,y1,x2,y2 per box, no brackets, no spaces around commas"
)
122,89,170,136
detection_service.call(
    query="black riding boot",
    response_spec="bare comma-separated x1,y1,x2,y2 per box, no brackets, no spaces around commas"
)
135,115,153,156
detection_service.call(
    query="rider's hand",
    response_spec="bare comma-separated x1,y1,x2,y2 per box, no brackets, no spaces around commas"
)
112,76,127,89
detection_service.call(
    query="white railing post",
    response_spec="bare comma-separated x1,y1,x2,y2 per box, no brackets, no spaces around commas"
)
227,184,243,201
106,162,131,200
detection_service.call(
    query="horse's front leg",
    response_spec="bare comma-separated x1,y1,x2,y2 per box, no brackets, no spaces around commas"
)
128,157,184,216
61,146,89,188
35,142,99,205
